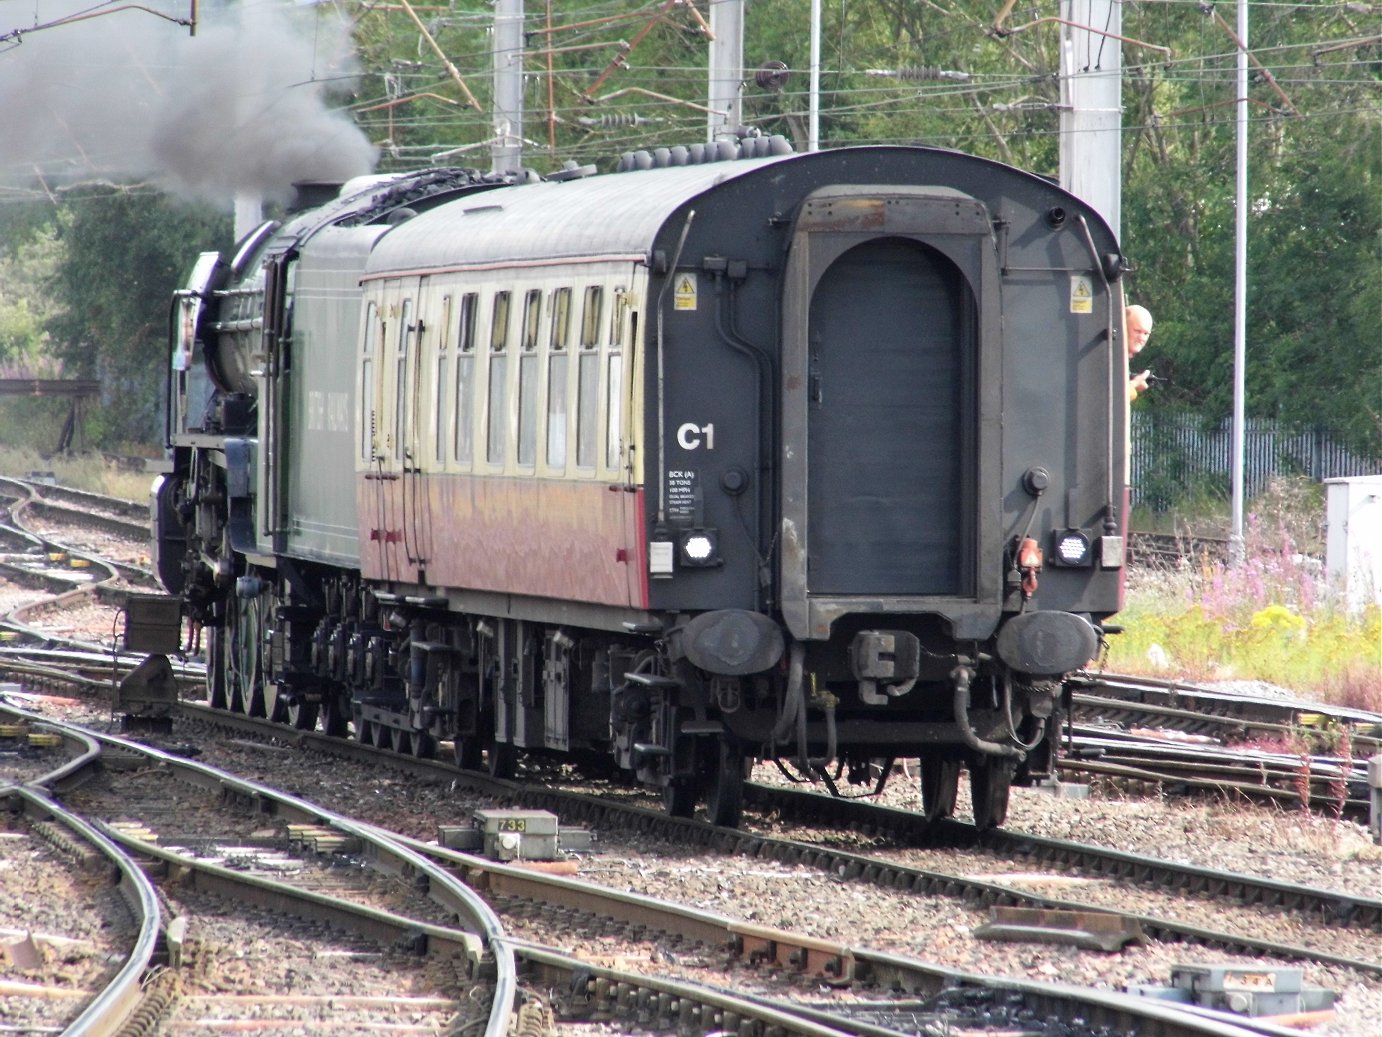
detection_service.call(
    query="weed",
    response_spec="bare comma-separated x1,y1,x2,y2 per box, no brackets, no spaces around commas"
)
1110,479,1380,710
0,446,152,502
1203,798,1382,863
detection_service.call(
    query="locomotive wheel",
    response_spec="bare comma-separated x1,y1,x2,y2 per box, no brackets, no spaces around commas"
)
969,757,1016,829
229,674,259,717
205,627,229,710
920,756,961,822
263,684,290,725
227,596,266,718
227,682,245,715
704,739,745,828
286,699,319,731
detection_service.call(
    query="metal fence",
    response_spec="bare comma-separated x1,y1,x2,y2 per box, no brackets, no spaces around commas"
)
1130,410,1382,509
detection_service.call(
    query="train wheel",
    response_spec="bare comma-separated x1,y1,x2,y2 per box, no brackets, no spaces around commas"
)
969,757,1016,829
920,756,961,822
487,739,517,779
322,697,350,737
704,739,745,828
452,736,483,769
662,777,697,819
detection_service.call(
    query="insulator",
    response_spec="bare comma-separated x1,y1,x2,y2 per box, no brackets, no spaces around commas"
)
576,112,645,128
755,60,790,90
867,66,971,82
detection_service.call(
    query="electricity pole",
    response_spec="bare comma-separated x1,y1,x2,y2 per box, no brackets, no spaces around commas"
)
1058,0,1123,240
1230,1,1249,561
708,0,744,140
492,0,524,173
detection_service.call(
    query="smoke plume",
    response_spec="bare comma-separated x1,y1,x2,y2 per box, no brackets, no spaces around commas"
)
0,1,378,203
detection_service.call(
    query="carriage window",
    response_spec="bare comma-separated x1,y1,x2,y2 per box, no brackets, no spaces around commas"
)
435,352,450,463
522,289,542,351
518,353,538,465
517,291,540,464
550,287,572,351
359,301,378,460
576,348,598,469
580,286,603,348
609,287,627,342
453,293,477,464
487,292,510,465
434,295,451,463
605,352,623,470
395,298,412,461
546,352,568,468
458,293,478,353
490,291,510,352
454,351,474,464
487,354,508,464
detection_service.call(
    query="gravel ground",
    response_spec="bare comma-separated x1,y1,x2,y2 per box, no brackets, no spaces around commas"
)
8,683,1381,1036
178,729,1382,1037
4,582,1379,1036
0,817,133,1031
158,890,473,1037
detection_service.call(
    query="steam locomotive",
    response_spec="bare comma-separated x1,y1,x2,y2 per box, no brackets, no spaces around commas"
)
153,141,1130,828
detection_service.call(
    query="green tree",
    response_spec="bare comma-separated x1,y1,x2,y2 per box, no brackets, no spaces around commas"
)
1120,3,1380,458
46,188,230,448
0,216,63,371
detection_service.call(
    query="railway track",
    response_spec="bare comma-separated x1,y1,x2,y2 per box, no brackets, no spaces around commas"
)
1076,672,1382,751
5,697,1349,1037
3,475,1380,1032
1068,672,1380,819
2,700,513,1037
0,722,160,1037
139,701,1382,976
1127,530,1233,568
0,475,163,656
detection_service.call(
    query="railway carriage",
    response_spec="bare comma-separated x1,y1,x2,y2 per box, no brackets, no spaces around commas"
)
155,143,1130,828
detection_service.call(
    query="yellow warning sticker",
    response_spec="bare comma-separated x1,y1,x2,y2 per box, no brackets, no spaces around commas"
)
674,272,698,311
1070,275,1093,314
